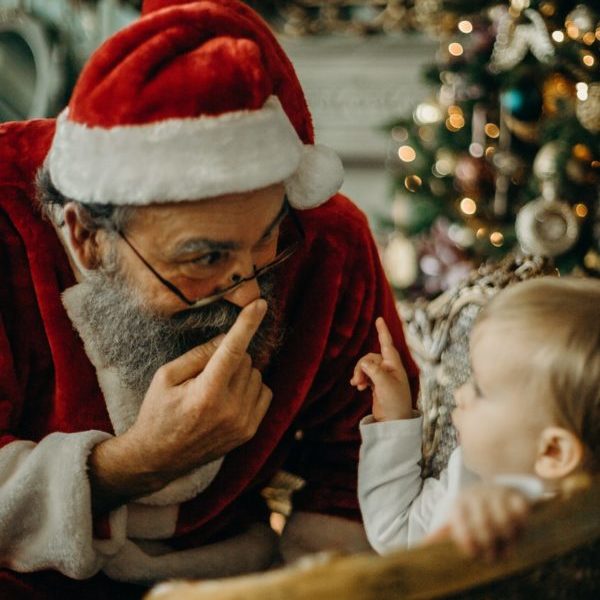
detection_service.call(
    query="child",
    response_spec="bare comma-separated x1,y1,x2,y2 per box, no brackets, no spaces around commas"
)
352,276,600,559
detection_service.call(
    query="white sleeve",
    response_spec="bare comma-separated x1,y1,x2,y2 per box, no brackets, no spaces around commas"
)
358,414,450,554
0,431,128,579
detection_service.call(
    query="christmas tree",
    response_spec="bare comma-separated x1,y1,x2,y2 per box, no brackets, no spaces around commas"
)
383,0,600,297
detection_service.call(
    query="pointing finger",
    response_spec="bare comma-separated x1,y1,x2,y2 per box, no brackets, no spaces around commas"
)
159,334,225,386
375,317,402,367
201,299,267,385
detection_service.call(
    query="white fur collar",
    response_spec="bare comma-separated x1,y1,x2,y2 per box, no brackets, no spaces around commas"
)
61,283,223,506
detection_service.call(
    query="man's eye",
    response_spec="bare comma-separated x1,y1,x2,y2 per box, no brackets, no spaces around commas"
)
193,251,227,266
260,228,278,244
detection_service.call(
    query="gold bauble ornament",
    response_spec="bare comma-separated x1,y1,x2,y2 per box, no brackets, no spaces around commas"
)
576,82,600,133
543,73,576,116
503,113,540,142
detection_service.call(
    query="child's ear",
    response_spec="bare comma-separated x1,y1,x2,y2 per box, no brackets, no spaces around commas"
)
534,426,583,480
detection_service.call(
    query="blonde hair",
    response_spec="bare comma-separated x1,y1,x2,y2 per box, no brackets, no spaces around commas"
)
476,276,600,471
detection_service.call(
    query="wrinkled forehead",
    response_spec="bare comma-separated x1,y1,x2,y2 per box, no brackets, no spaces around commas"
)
124,183,286,244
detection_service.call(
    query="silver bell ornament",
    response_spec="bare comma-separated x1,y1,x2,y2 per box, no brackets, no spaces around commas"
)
533,141,561,180
515,182,579,257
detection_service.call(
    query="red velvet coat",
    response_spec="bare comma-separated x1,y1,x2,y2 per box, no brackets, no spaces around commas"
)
0,118,419,549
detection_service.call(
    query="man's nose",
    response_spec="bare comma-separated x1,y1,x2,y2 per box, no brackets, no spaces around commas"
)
225,276,261,307
223,257,262,307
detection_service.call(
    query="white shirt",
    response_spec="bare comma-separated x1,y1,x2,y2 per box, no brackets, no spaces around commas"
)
358,415,546,554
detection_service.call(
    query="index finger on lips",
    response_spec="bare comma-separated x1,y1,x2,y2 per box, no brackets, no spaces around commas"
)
159,333,225,386
201,299,267,384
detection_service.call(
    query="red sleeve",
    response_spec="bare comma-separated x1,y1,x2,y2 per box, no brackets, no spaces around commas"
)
0,121,53,450
0,193,31,451
282,197,419,521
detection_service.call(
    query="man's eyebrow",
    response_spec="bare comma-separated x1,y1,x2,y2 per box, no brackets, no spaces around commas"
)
169,200,288,258
261,200,289,239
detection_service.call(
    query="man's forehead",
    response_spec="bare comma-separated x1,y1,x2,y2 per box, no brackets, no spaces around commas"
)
127,187,286,252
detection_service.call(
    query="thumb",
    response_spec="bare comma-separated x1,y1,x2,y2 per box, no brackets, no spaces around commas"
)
160,334,226,386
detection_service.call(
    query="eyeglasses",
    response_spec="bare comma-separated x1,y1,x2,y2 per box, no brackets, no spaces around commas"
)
117,199,305,308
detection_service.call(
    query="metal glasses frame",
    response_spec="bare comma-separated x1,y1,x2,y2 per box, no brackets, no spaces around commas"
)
117,199,305,308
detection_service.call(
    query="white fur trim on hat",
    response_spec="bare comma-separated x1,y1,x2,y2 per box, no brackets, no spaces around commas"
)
285,144,344,210
48,96,342,208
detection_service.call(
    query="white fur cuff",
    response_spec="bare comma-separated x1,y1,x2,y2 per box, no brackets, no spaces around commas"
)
0,431,127,579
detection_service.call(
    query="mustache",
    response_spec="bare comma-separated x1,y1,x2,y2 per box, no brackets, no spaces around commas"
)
172,300,240,327
77,265,283,397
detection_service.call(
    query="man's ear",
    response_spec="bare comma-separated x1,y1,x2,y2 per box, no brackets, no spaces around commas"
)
534,426,584,480
63,203,101,270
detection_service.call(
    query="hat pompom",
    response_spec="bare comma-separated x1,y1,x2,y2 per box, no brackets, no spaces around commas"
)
285,144,344,210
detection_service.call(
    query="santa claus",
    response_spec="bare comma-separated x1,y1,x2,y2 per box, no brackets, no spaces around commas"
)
0,1,418,597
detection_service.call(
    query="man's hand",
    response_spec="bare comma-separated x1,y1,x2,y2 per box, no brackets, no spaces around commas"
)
350,317,412,421
443,483,531,561
89,299,273,513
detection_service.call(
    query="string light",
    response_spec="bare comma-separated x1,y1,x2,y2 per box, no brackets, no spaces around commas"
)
485,146,496,158
398,145,416,162
435,158,453,176
446,114,465,131
484,123,500,138
582,53,595,67
582,32,595,45
576,82,589,101
575,204,588,218
584,250,600,270
566,23,580,39
469,143,484,157
573,144,592,161
448,105,463,115
490,231,504,247
539,2,555,17
414,102,443,124
404,175,422,192
551,30,565,43
476,227,487,240
458,20,473,34
391,127,408,142
460,197,477,215
448,42,464,57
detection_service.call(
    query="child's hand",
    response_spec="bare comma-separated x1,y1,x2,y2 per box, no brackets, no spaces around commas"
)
350,317,412,421
447,483,531,561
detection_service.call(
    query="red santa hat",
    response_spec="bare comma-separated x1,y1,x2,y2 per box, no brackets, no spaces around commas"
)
47,0,343,210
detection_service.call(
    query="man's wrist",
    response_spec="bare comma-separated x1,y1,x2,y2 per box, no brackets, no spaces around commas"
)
88,434,167,515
